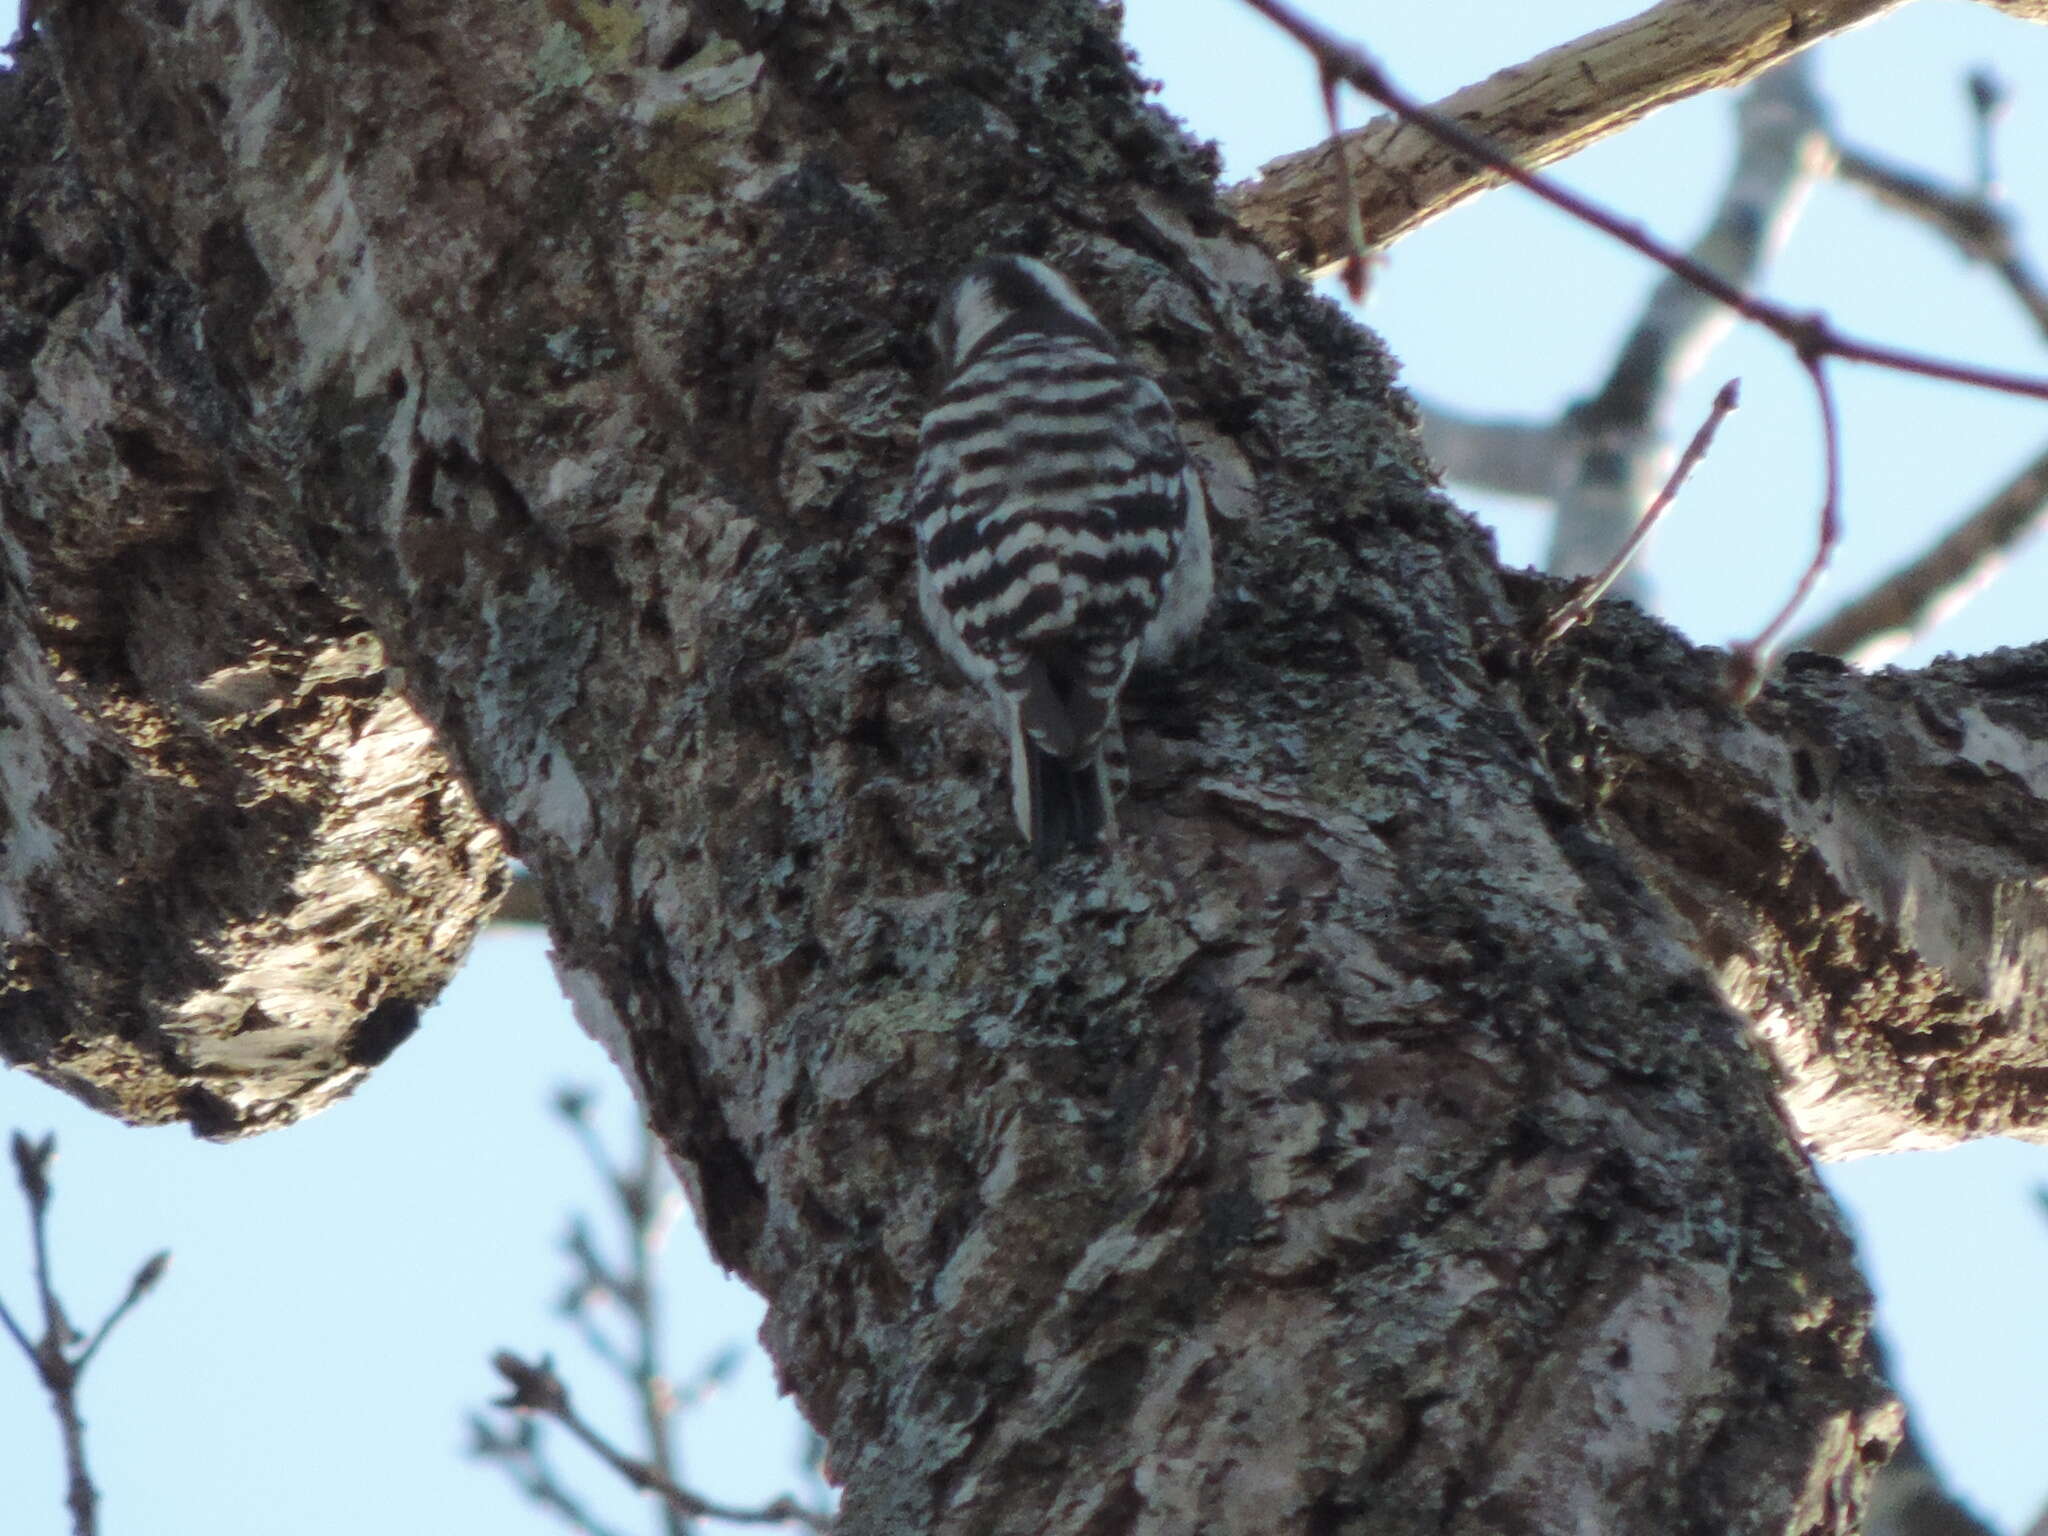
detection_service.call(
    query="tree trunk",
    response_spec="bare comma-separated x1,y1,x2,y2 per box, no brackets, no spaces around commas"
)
7,2,2046,1530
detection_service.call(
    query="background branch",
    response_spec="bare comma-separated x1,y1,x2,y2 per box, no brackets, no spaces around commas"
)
1246,0,2048,680
478,1094,830,1533
492,1354,831,1532
1794,441,2048,663
1412,410,1558,499
2,1132,169,1536
1545,58,1828,597
1864,1422,2000,1536
1391,58,1830,624
1834,146,2048,338
1795,71,2048,661
1238,0,2048,400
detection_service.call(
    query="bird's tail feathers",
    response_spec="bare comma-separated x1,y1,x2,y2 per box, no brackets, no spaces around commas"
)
1023,743,1113,863
1001,658,1125,861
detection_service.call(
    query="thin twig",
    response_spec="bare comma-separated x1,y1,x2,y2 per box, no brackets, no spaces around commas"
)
0,1289,34,1358
1316,64,1372,302
1792,76,2048,660
1966,70,2006,198
22,1137,66,1347
1831,146,2048,343
623,1132,686,1536
10,1130,93,1536
495,1354,833,1532
1237,0,2048,404
4,1133,170,1536
483,1095,831,1532
525,1468,643,1536
1728,353,1842,700
1542,60,1825,599
472,1414,640,1536
75,1253,170,1374
1538,380,1741,648
552,1095,687,1533
1793,438,2048,662
1422,60,1825,605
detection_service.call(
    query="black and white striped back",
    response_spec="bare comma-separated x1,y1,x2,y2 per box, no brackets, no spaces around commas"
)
911,255,1212,859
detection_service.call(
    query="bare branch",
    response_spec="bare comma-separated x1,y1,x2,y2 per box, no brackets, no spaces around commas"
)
73,1252,170,1374
1413,407,1562,499
3,1134,168,1536
1224,0,1906,266
1236,0,2048,403
0,1291,32,1361
471,1412,639,1536
1546,59,1829,598
1240,0,2048,687
1729,356,1843,699
1832,148,2048,342
494,1355,833,1532
483,1098,826,1532
12,1133,94,1536
1579,63,1830,428
1538,380,1741,648
1424,63,1825,552
1791,77,2048,661
1794,439,2048,662
618,1130,686,1536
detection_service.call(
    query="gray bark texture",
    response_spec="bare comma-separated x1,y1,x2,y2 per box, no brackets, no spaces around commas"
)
5,1,2047,1531
0,55,506,1136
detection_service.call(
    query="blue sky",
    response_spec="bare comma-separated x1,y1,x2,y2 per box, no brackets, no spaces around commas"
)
5,3,2048,1533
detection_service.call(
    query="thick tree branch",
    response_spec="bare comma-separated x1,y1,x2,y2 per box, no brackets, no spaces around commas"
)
20,3,2048,1530
0,70,506,1136
1223,0,1904,267
1552,606,2048,1158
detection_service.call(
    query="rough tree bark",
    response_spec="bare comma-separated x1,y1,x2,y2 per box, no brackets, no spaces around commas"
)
5,2,2047,1532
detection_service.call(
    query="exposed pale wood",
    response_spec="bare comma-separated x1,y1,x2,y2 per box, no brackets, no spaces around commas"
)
1226,0,1905,268
0,72,505,1138
12,1,2048,1529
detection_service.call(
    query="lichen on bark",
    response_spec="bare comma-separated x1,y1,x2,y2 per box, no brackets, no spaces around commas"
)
5,1,2045,1530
